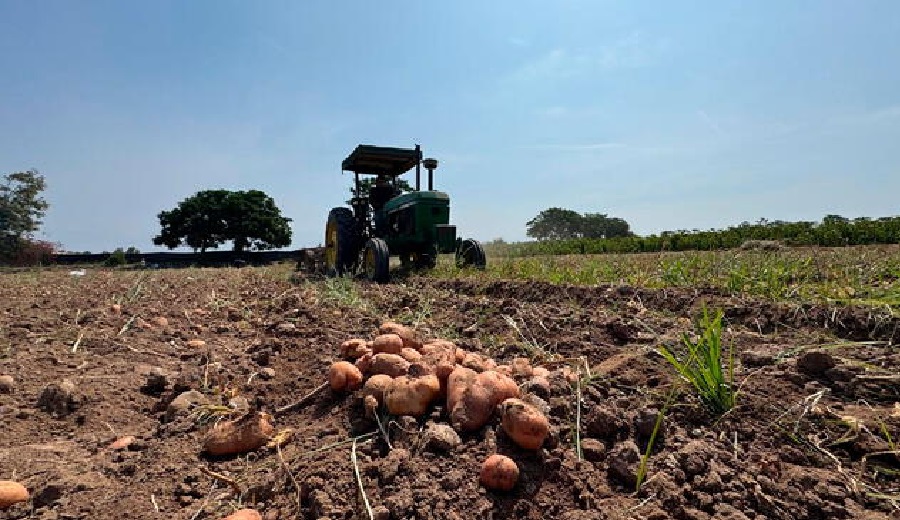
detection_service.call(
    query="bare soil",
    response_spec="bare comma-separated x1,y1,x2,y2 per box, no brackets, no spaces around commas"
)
1,267,898,519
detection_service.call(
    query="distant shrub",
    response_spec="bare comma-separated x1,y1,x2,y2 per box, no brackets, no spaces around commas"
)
0,236,57,266
104,248,127,267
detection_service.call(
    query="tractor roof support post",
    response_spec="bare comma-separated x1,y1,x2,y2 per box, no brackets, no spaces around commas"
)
415,144,421,191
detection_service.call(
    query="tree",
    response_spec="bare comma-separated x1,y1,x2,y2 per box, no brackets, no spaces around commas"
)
347,177,413,205
153,190,292,253
1,169,48,239
526,207,583,240
580,213,633,239
1,169,49,264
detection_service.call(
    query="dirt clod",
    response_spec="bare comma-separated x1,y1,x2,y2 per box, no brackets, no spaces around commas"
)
607,440,641,488
37,379,79,417
635,408,663,440
797,350,837,376
141,367,168,395
580,438,606,462
165,390,208,421
424,423,461,453
584,404,623,440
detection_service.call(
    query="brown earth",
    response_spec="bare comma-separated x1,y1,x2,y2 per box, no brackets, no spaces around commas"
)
0,267,898,519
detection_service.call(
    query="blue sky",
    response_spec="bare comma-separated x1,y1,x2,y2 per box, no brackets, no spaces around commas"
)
2,1,899,252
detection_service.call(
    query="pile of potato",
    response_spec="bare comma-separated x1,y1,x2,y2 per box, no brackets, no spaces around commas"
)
330,321,559,491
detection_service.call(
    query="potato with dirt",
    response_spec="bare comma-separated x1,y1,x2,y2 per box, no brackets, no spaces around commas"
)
372,333,404,355
379,321,420,349
329,361,363,392
204,411,274,456
340,338,370,359
480,455,519,491
450,369,520,432
370,353,410,377
0,481,29,509
384,368,441,416
500,398,550,449
222,509,262,520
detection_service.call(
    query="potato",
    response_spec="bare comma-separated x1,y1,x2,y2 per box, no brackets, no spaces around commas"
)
384,373,441,416
400,348,423,363
446,366,477,412
0,481,29,509
222,509,262,520
379,321,420,349
422,346,456,388
423,338,457,350
329,361,363,392
479,370,520,403
372,333,404,355
451,370,520,432
532,366,550,378
204,411,274,456
355,352,373,374
451,379,495,431
462,352,489,372
455,348,467,364
370,353,410,377
510,358,533,378
361,374,394,402
340,338,369,359
500,398,550,450
480,455,519,491
494,365,513,377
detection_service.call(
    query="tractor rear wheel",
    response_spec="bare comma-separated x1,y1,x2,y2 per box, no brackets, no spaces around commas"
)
456,238,486,269
325,207,359,276
363,237,390,283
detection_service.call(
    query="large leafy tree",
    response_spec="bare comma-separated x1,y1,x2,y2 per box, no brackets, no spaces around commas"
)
527,207,632,240
526,207,584,240
580,213,632,239
153,190,292,252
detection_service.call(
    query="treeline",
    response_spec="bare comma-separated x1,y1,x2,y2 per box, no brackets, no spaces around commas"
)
504,215,900,256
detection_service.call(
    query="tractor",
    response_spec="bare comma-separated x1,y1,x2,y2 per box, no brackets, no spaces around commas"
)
325,144,486,282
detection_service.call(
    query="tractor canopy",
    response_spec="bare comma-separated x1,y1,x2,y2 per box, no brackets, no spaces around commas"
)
341,145,422,177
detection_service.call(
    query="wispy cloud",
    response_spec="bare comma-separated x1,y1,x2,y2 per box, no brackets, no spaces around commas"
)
511,32,666,81
861,105,900,123
530,142,627,151
508,36,529,48
697,110,725,136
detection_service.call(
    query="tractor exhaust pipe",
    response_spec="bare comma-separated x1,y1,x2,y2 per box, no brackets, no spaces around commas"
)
422,157,438,191
415,144,421,191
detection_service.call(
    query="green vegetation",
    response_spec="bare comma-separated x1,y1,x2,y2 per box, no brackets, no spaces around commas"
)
526,207,632,240
658,308,735,415
432,245,900,306
347,177,413,205
0,169,52,266
508,215,900,256
153,189,292,253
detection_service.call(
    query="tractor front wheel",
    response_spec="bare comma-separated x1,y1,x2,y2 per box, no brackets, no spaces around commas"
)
363,237,390,283
325,207,359,277
456,238,486,269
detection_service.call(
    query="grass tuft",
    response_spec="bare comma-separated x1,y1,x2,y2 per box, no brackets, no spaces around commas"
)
658,307,735,415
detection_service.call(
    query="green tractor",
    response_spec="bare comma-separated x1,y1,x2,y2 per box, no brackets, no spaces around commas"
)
325,144,486,282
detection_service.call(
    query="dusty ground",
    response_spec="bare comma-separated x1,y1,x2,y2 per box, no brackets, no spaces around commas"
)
1,265,898,519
